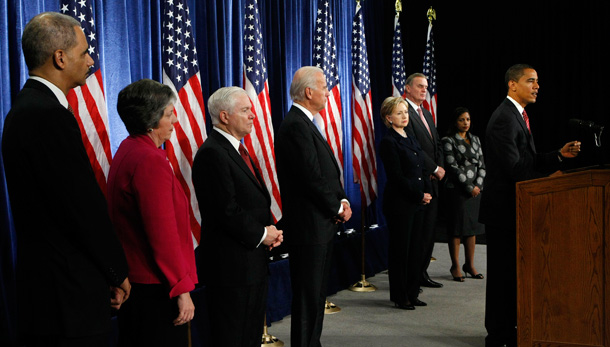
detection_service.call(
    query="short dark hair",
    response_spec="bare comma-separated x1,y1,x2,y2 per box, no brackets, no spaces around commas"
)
446,107,470,135
504,64,534,90
22,12,81,71
117,79,176,136
405,72,426,87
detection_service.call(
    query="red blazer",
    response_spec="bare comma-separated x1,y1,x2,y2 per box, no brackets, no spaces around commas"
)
107,134,197,298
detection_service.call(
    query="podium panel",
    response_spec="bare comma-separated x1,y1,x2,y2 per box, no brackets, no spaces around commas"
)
516,169,610,347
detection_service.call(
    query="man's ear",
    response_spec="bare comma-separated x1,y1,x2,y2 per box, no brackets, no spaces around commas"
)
305,87,312,100
52,50,66,69
219,110,230,124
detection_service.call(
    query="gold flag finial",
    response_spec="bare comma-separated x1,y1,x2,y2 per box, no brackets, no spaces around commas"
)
395,0,402,13
427,7,436,23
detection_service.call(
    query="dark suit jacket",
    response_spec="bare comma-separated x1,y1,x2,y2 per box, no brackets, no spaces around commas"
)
405,103,444,196
192,129,272,287
2,79,128,338
479,98,561,226
379,128,431,216
275,105,347,246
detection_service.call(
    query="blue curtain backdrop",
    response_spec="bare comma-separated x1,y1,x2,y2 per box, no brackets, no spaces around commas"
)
2,0,609,344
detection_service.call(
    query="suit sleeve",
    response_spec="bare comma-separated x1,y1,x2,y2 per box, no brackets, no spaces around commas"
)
281,120,345,217
132,153,195,298
192,146,266,249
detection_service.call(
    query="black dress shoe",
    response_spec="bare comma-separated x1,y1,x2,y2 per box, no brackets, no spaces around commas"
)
420,278,443,288
394,302,415,310
410,298,427,306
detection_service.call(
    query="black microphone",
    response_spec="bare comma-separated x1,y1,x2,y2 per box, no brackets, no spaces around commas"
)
568,118,604,132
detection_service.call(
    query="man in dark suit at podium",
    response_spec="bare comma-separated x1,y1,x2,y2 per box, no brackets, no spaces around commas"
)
2,12,130,346
192,86,283,347
404,73,445,289
480,64,581,347
275,66,352,347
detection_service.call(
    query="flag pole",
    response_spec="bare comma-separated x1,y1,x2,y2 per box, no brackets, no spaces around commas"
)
349,0,376,293
349,192,377,292
261,314,284,346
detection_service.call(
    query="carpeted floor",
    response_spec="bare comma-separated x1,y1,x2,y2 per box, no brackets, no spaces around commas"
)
266,242,487,347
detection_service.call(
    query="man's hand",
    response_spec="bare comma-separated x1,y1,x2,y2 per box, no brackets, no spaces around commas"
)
110,277,131,310
337,201,352,223
173,292,195,326
262,225,283,250
560,141,581,158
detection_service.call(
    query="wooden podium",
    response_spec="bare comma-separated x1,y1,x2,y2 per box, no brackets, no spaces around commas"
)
516,168,610,347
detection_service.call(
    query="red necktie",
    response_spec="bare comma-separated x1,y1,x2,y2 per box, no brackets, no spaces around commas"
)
239,143,257,178
522,110,531,134
418,107,432,137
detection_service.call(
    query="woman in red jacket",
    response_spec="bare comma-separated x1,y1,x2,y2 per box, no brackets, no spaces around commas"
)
107,79,198,346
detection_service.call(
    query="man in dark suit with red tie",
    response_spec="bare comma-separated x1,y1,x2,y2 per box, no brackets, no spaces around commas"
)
192,86,283,347
480,64,581,347
275,66,352,347
2,12,130,346
404,73,445,290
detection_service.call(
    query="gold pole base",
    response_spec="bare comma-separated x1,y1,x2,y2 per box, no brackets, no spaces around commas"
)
349,274,377,292
261,323,284,347
324,300,341,314
261,333,284,347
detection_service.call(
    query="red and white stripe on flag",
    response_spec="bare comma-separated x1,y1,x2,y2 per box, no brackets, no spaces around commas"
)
422,21,438,125
68,70,112,195
163,71,207,246
242,77,282,222
242,0,282,222
352,87,378,206
61,0,111,195
162,0,207,247
313,88,344,185
351,2,377,207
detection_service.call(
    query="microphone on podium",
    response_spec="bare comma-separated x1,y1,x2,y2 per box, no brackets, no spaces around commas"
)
568,118,604,132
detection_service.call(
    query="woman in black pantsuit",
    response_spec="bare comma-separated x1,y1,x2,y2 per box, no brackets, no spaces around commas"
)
379,97,432,310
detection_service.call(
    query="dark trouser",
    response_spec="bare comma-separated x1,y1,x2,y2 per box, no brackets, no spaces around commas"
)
387,207,424,304
484,224,517,347
420,196,439,277
289,240,334,347
206,281,268,347
118,283,188,347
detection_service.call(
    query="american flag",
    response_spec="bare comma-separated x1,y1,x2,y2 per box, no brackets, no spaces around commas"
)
162,0,207,246
351,2,377,207
391,11,406,98
60,0,111,195
242,0,282,222
313,0,344,183
422,20,438,125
